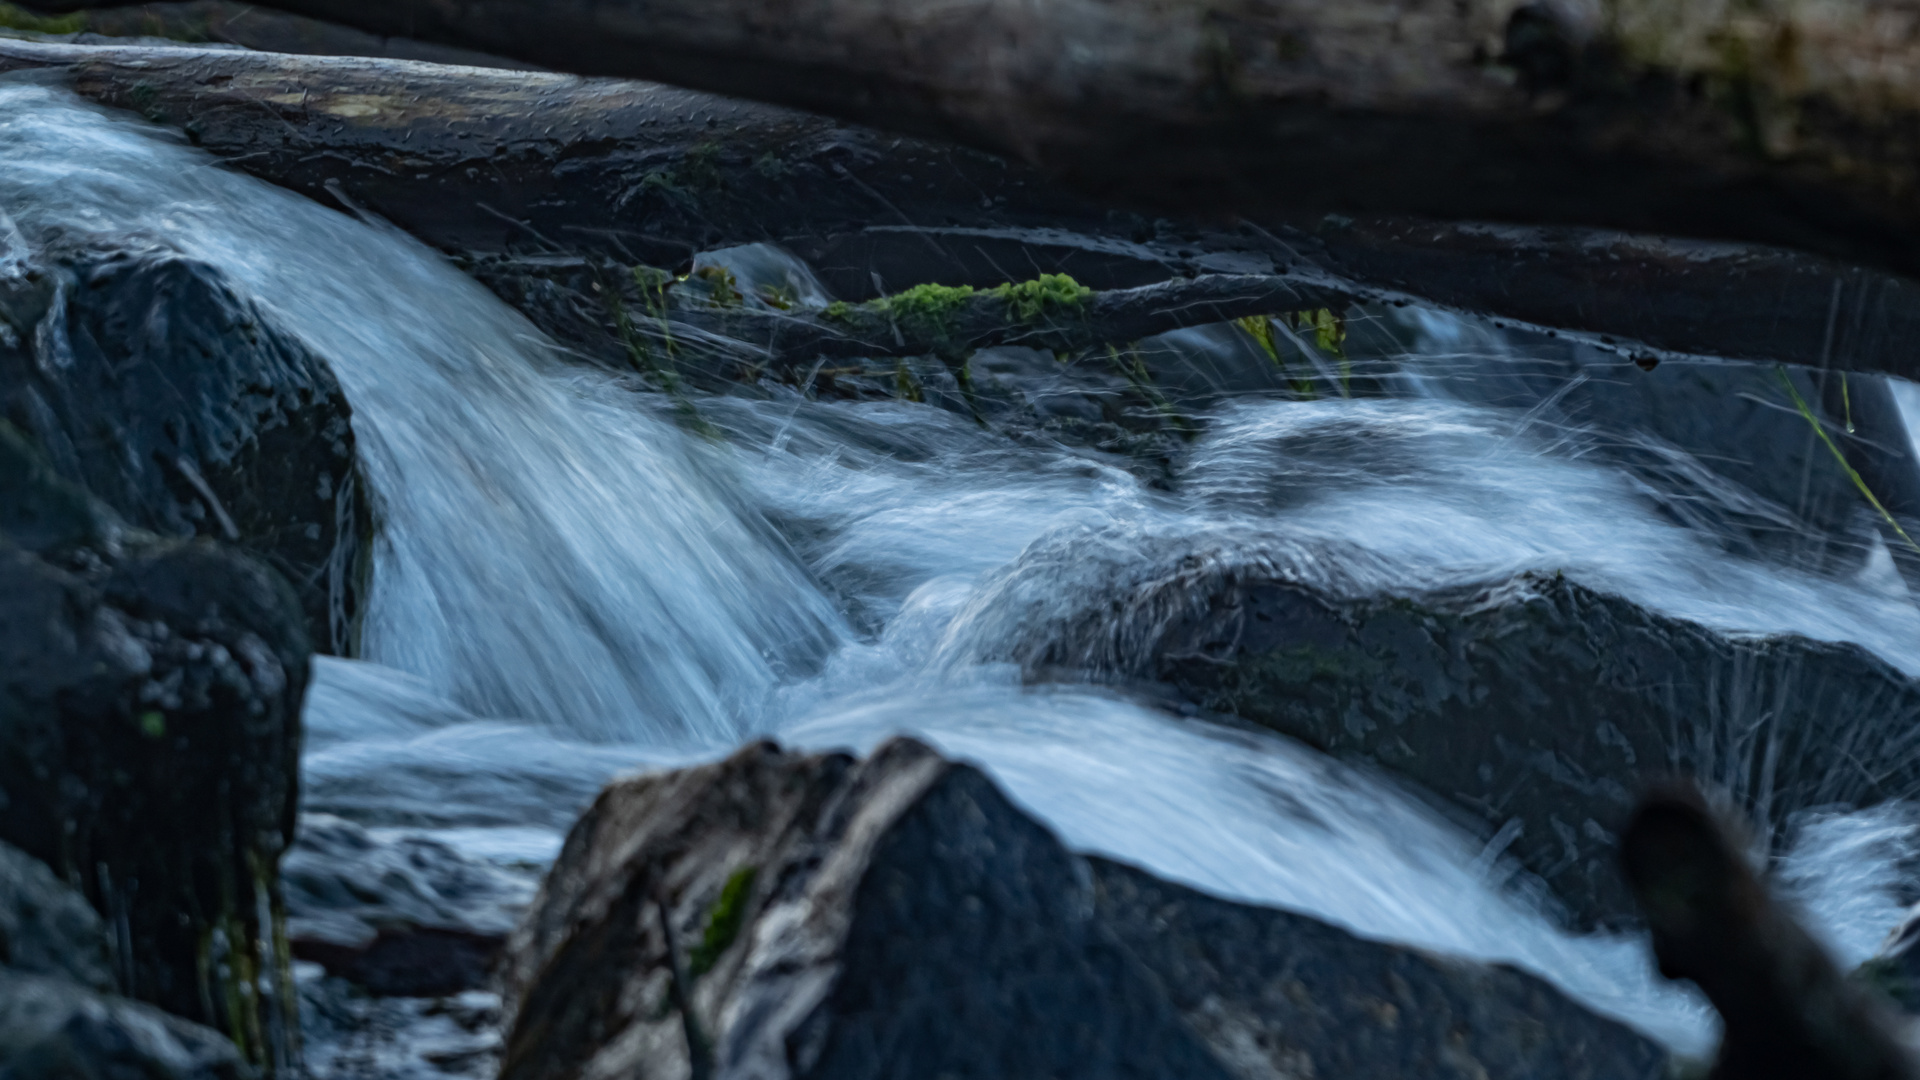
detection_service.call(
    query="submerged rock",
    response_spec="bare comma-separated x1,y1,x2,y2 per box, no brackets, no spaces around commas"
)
283,815,536,997
975,534,1920,928
499,739,1666,1080
1859,907,1920,1014
0,237,368,653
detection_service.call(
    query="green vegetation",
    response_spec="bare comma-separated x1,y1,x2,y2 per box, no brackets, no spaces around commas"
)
688,866,756,977
893,360,925,403
871,281,977,337
1105,343,1195,437
990,273,1091,321
1775,366,1920,555
826,273,1091,343
0,2,85,34
1235,307,1352,397
138,710,166,739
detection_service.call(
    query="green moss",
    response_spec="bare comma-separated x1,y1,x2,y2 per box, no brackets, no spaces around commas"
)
990,273,1091,322
869,282,977,337
893,361,925,403
0,2,85,34
688,867,756,977
138,711,166,739
823,299,855,322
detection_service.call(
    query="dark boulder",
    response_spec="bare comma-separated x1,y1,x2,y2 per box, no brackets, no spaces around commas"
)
0,839,112,992
982,545,1920,928
0,236,368,653
0,837,252,1080
0,969,252,1080
498,739,1667,1080
0,437,308,1068
1092,858,1668,1080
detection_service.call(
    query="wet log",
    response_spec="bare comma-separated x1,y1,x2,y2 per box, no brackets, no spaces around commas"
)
671,273,1358,370
7,38,1920,387
31,0,1920,284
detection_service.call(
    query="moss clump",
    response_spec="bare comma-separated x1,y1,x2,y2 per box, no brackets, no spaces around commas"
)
991,273,1091,322
869,282,977,337
688,867,756,977
0,3,86,34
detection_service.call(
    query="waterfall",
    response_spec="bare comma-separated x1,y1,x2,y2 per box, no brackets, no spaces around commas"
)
0,79,844,744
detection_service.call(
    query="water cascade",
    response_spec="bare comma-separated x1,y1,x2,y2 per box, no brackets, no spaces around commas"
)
11,76,1920,1064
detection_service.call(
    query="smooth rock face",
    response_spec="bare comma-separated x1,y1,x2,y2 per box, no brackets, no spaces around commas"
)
284,815,536,997
500,739,1667,1080
0,237,368,653
1138,569,1920,928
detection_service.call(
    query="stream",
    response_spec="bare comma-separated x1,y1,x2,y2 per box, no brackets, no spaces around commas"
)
7,76,1920,1068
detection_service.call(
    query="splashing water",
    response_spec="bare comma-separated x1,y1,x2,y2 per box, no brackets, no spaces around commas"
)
13,77,1920,1062
0,77,842,743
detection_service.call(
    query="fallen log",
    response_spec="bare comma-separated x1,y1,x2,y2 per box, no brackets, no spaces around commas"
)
31,0,1920,283
7,37,1920,387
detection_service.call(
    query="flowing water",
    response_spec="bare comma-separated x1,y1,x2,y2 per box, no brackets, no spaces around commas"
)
10,76,1920,1065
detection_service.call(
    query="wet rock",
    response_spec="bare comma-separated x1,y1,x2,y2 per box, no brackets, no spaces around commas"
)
299,969,505,1080
1072,561,1920,928
0,519,307,1065
0,839,112,992
0,839,252,1080
1859,908,1920,1014
498,739,1666,1080
0,969,251,1080
1386,320,1919,583
1092,858,1669,1080
0,236,368,653
283,815,536,997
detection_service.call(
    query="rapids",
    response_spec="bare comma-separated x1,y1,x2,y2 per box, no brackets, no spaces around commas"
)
8,75,1920,1064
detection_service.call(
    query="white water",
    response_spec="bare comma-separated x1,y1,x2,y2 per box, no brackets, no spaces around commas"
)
10,77,1920,1062
0,78,842,744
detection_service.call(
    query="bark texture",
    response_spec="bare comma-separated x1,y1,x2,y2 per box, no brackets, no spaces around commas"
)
29,0,1920,280
7,37,1920,387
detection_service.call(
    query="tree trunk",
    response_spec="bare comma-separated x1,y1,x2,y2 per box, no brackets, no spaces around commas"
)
29,0,1920,281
